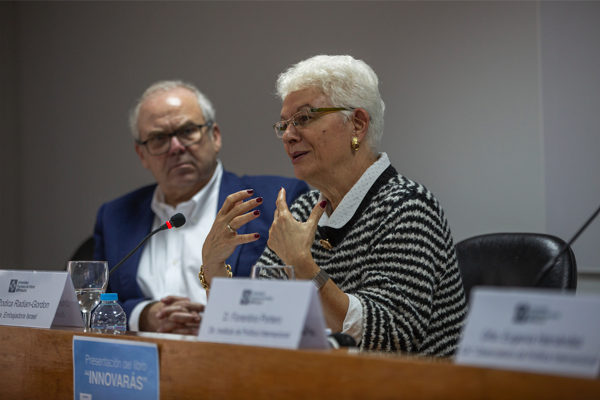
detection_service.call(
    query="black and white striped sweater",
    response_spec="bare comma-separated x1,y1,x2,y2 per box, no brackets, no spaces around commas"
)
256,165,467,356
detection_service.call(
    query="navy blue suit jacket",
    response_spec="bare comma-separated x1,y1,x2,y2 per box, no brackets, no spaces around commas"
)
93,170,309,318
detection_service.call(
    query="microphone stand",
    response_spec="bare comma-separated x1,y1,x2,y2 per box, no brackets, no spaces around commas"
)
533,202,600,286
108,213,186,277
108,225,169,277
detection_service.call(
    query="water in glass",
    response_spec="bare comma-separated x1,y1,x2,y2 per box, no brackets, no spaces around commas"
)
67,260,108,330
75,288,103,314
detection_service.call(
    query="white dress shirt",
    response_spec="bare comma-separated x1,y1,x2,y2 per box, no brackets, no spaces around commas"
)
318,152,391,344
128,161,223,331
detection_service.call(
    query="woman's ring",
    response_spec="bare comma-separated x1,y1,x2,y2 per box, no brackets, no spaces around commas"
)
227,224,237,234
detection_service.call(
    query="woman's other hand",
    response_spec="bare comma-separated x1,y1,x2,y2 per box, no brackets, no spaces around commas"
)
267,188,327,278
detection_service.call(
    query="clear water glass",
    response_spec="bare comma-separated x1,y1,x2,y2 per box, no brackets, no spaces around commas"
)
250,265,295,280
67,261,108,330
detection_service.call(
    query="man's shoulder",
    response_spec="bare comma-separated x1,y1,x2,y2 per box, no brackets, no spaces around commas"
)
221,171,308,192
239,174,304,187
100,184,156,211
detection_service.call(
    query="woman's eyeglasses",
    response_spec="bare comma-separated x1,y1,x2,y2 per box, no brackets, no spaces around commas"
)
273,108,353,138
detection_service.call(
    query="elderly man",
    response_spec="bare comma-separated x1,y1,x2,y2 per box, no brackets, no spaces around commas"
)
93,81,308,334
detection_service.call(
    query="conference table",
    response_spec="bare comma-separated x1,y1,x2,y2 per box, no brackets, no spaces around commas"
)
1,325,599,399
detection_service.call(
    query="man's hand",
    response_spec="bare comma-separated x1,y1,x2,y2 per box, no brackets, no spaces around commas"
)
140,295,204,335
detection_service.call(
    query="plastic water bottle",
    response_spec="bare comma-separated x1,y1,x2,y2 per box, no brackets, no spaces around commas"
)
91,293,127,334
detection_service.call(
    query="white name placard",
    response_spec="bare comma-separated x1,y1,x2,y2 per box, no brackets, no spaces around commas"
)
456,288,600,378
198,278,329,350
0,270,84,328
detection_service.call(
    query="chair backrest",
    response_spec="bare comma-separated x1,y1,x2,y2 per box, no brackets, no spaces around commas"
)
455,233,577,303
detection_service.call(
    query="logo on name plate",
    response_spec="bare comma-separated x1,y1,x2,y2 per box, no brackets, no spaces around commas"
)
513,303,560,324
239,289,273,306
240,290,252,305
7,279,35,293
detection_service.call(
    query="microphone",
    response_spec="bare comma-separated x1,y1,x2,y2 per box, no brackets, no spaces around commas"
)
533,202,600,286
327,332,357,349
108,213,186,277
163,213,186,229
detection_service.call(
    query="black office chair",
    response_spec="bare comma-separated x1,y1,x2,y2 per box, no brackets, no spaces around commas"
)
68,236,96,267
455,233,577,303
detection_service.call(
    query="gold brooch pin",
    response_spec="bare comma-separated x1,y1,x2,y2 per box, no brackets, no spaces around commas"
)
319,239,333,250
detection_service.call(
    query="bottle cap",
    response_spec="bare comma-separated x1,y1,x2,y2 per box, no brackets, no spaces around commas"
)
100,293,118,301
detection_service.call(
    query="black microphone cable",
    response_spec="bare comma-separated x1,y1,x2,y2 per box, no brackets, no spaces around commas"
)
108,213,186,277
533,203,600,286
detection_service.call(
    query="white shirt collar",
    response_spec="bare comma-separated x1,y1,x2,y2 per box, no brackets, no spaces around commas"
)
318,152,391,229
151,159,223,226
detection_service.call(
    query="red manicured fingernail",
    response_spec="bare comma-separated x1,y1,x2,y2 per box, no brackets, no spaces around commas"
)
254,233,260,238
247,189,254,194
320,201,327,208
254,210,260,215
256,197,263,203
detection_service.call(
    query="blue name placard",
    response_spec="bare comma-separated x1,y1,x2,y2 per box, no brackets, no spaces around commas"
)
73,336,159,400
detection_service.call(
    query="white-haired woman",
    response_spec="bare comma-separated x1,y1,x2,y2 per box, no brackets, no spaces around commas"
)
202,55,467,356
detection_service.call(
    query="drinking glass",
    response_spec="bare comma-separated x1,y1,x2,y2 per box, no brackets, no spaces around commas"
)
67,261,109,330
250,265,295,280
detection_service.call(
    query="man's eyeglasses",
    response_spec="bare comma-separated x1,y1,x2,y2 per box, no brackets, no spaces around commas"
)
137,122,213,156
273,108,354,138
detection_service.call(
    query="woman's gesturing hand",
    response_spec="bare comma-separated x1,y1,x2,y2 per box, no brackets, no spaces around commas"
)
267,188,327,275
201,189,263,283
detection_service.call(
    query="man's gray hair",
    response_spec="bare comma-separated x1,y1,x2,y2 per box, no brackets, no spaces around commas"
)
129,80,216,140
275,55,385,154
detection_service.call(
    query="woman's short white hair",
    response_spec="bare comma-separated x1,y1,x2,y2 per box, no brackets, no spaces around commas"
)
129,80,216,140
276,55,385,153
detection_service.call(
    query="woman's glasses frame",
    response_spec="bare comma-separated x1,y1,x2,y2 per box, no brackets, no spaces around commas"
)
273,107,354,138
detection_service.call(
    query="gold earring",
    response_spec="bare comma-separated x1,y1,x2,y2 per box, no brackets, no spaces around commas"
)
351,137,360,151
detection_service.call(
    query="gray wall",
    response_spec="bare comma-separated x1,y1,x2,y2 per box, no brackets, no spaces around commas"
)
540,2,600,293
1,2,598,291
0,1,22,271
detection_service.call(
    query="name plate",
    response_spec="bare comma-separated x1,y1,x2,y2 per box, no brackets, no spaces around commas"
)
456,288,600,378
0,270,83,328
198,278,329,350
73,336,159,400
